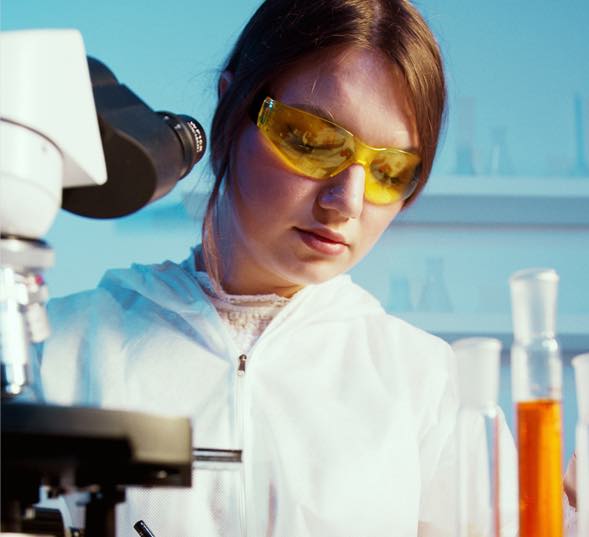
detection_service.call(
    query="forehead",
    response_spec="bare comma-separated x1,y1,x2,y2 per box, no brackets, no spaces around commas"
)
271,46,417,150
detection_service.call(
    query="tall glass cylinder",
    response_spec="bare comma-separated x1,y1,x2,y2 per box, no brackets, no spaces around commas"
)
572,353,589,537
453,337,502,537
509,268,563,537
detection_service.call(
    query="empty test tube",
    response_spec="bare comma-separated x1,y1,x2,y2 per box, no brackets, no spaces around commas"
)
453,337,502,537
573,353,589,537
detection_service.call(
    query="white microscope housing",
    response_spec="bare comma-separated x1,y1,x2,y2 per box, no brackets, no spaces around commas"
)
0,29,107,239
0,29,106,397
0,29,205,537
0,27,206,398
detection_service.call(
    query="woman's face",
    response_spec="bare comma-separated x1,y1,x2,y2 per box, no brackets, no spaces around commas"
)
219,45,419,296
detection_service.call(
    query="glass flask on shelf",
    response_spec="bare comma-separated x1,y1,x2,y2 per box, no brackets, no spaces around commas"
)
454,96,477,175
388,275,413,313
509,268,564,537
452,337,502,537
571,94,589,177
486,126,514,176
572,352,589,537
417,257,452,312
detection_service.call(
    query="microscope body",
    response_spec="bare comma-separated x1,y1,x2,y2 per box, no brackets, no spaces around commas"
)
0,28,206,398
1,29,204,536
0,29,107,397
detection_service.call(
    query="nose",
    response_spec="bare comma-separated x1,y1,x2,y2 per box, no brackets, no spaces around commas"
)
316,164,365,219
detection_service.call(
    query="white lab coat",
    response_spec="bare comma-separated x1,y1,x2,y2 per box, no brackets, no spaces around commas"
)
39,251,518,537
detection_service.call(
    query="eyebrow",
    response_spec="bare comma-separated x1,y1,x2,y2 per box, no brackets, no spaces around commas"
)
289,102,419,154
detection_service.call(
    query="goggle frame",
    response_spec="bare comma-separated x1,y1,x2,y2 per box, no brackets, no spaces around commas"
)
255,96,422,205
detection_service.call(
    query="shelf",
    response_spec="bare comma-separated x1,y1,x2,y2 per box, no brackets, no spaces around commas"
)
396,175,589,226
423,174,589,198
395,311,589,352
126,174,589,227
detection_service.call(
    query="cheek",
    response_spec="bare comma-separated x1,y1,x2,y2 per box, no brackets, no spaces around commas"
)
233,127,314,213
359,204,402,248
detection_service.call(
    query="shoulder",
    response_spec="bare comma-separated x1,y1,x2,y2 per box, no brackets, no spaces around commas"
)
384,314,456,395
306,274,451,345
44,254,205,353
333,278,457,411
41,255,208,405
47,286,120,334
48,253,202,322
321,275,454,363
304,275,456,388
370,312,456,406
383,314,455,374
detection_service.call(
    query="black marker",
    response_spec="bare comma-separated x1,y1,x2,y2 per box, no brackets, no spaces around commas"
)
134,520,157,537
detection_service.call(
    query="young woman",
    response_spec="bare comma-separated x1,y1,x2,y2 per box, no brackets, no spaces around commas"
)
39,0,576,535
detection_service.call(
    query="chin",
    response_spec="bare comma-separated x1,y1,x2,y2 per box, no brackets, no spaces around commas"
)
283,262,347,287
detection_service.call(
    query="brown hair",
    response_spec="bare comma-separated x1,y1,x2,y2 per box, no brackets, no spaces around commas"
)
202,0,446,284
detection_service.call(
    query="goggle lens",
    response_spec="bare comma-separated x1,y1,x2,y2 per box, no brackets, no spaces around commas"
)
257,97,421,204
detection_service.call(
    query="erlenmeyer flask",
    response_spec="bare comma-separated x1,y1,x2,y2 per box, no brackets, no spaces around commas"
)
388,275,412,313
486,127,514,176
417,257,452,312
509,268,564,537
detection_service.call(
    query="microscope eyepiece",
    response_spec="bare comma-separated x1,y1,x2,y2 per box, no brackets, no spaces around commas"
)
158,111,206,180
61,57,207,219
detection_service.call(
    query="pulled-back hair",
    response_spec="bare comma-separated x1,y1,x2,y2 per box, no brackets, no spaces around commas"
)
203,0,446,284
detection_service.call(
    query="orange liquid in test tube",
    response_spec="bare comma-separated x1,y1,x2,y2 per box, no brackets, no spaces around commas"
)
516,399,563,537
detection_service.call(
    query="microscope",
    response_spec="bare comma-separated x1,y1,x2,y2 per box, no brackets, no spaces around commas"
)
0,29,208,537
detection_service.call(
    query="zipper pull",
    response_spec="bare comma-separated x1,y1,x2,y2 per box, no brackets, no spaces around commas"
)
237,354,247,376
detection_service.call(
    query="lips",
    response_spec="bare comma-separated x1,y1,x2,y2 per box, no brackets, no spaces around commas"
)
304,227,348,245
295,227,349,256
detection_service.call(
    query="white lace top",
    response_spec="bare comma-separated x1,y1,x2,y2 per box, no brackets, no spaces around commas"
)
194,271,290,354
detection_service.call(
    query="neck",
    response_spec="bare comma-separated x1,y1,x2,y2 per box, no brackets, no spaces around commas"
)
199,199,303,298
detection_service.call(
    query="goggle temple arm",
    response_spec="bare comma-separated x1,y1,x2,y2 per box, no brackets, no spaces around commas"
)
248,89,274,125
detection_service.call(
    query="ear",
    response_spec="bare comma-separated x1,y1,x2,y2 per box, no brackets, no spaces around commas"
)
218,70,234,99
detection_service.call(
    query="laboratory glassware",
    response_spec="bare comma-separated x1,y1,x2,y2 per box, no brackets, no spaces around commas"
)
486,126,514,176
509,268,563,537
454,96,477,175
571,94,589,177
453,337,502,537
572,352,589,537
417,257,452,312
388,275,412,313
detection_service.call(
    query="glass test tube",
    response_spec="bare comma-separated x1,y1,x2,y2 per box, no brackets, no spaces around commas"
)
573,353,589,537
509,268,563,537
453,337,502,537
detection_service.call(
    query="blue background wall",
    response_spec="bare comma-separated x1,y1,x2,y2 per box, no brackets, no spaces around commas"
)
4,0,588,462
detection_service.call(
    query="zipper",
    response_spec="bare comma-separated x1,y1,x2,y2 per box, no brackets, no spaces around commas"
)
191,269,314,537
237,354,247,376
236,353,248,537
232,300,306,536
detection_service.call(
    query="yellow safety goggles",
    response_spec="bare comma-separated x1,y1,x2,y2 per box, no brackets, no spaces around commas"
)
256,97,421,205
